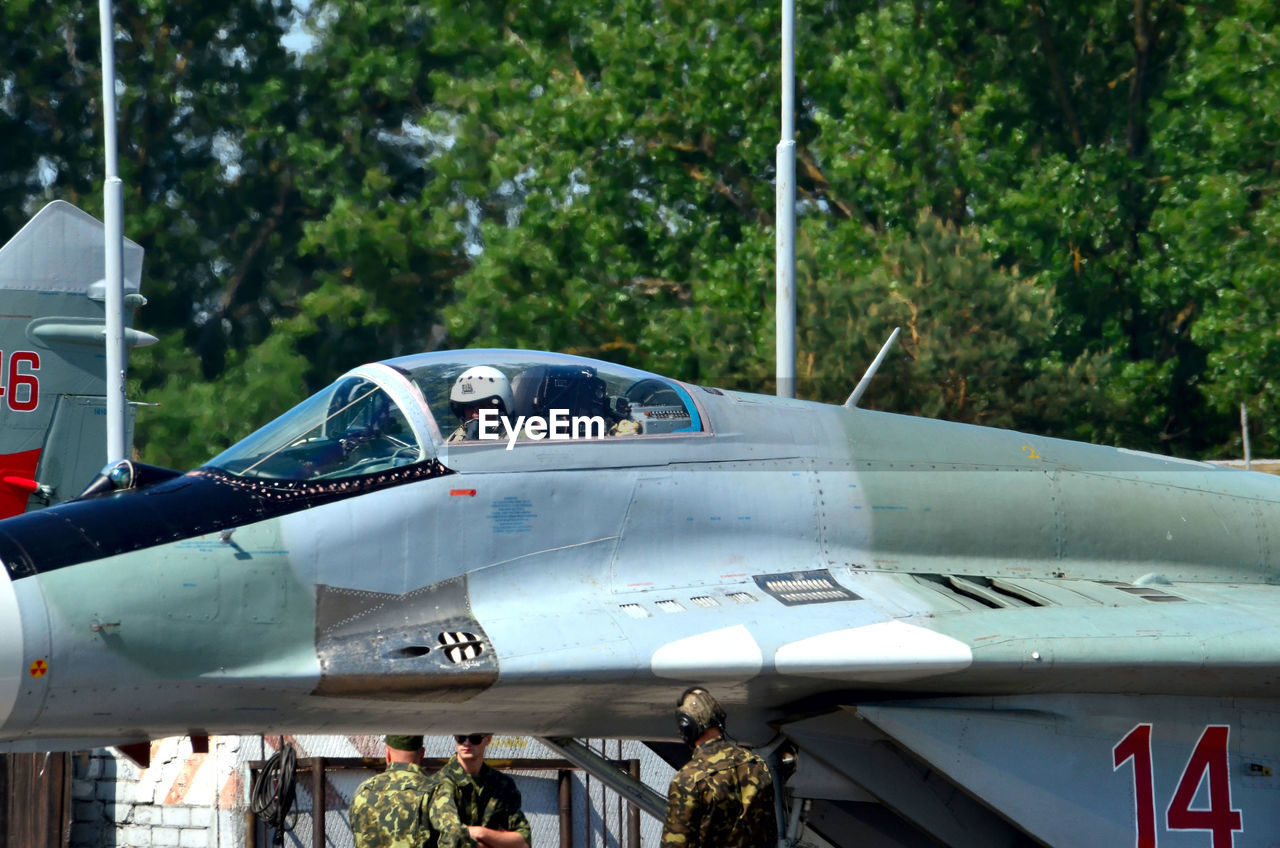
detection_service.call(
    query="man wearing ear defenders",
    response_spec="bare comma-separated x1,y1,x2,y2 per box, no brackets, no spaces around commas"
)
660,687,778,847
428,733,531,848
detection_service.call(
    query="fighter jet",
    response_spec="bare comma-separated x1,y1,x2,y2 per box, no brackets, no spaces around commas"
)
0,201,154,517
1,344,1278,846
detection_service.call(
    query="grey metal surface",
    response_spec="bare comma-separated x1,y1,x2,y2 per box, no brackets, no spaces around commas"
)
2,346,1280,843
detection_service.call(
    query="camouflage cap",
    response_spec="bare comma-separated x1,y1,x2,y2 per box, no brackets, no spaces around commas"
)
385,734,424,751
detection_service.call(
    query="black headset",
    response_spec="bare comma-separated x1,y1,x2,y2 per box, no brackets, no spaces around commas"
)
676,686,726,748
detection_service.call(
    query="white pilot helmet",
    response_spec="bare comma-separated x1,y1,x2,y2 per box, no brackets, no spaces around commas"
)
450,365,513,419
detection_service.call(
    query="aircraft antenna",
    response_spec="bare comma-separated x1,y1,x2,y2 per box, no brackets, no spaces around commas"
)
775,0,796,398
98,0,128,464
844,327,901,408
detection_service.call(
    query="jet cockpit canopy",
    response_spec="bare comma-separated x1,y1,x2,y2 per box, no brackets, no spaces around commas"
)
202,363,432,482
397,349,703,445
201,350,703,482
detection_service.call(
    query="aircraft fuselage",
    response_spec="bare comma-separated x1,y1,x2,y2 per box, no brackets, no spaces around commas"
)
4,349,1280,845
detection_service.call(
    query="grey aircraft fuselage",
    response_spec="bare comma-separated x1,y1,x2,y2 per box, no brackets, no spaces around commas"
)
2,348,1278,846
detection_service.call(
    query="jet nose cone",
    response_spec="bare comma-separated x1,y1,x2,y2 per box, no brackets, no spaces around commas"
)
0,565,22,727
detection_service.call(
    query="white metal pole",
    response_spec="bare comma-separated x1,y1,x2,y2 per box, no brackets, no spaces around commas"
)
99,0,128,464
1241,402,1252,471
775,0,796,399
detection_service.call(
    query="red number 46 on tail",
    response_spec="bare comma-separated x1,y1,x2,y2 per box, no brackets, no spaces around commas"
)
0,351,39,411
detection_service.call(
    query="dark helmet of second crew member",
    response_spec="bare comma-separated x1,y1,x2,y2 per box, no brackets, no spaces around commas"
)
450,365,513,421
676,686,727,748
511,364,607,419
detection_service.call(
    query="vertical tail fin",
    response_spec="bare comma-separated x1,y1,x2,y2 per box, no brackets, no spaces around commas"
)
0,201,156,515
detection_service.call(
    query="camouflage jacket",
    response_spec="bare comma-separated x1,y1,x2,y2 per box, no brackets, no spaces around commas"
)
427,756,531,848
659,736,778,848
349,762,436,848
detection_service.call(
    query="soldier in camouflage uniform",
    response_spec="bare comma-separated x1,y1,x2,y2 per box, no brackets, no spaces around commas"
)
349,734,435,848
660,687,778,848
428,733,531,848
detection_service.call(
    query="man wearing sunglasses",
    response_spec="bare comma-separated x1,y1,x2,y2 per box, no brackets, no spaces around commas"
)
428,733,531,848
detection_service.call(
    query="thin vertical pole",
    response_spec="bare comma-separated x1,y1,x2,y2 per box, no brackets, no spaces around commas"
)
98,0,127,463
1241,402,1252,471
627,759,641,848
311,756,325,847
775,0,796,398
558,769,572,848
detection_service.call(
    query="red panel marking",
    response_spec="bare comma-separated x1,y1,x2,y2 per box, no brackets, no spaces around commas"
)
450,489,477,497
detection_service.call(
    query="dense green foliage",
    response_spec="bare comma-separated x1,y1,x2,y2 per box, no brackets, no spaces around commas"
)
2,0,1278,469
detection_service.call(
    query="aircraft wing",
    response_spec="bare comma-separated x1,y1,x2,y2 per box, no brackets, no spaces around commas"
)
504,566,1276,847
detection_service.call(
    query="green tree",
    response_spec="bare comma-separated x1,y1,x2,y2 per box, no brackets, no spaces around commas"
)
797,214,1114,433
7,0,1280,469
1,0,321,468
427,0,1132,432
1161,2,1280,455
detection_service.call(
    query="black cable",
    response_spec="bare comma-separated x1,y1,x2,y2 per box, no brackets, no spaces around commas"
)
250,740,298,846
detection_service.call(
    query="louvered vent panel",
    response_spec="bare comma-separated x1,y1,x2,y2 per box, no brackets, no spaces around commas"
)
753,570,861,606
438,631,485,663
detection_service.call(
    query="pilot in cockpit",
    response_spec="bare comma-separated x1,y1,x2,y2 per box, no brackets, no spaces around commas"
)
448,366,513,442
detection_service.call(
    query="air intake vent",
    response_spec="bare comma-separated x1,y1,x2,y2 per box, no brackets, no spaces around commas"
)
1098,581,1188,603
947,575,1038,609
619,603,650,619
438,631,485,663
913,574,1045,610
385,645,432,659
753,570,861,606
690,596,720,608
656,600,686,614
